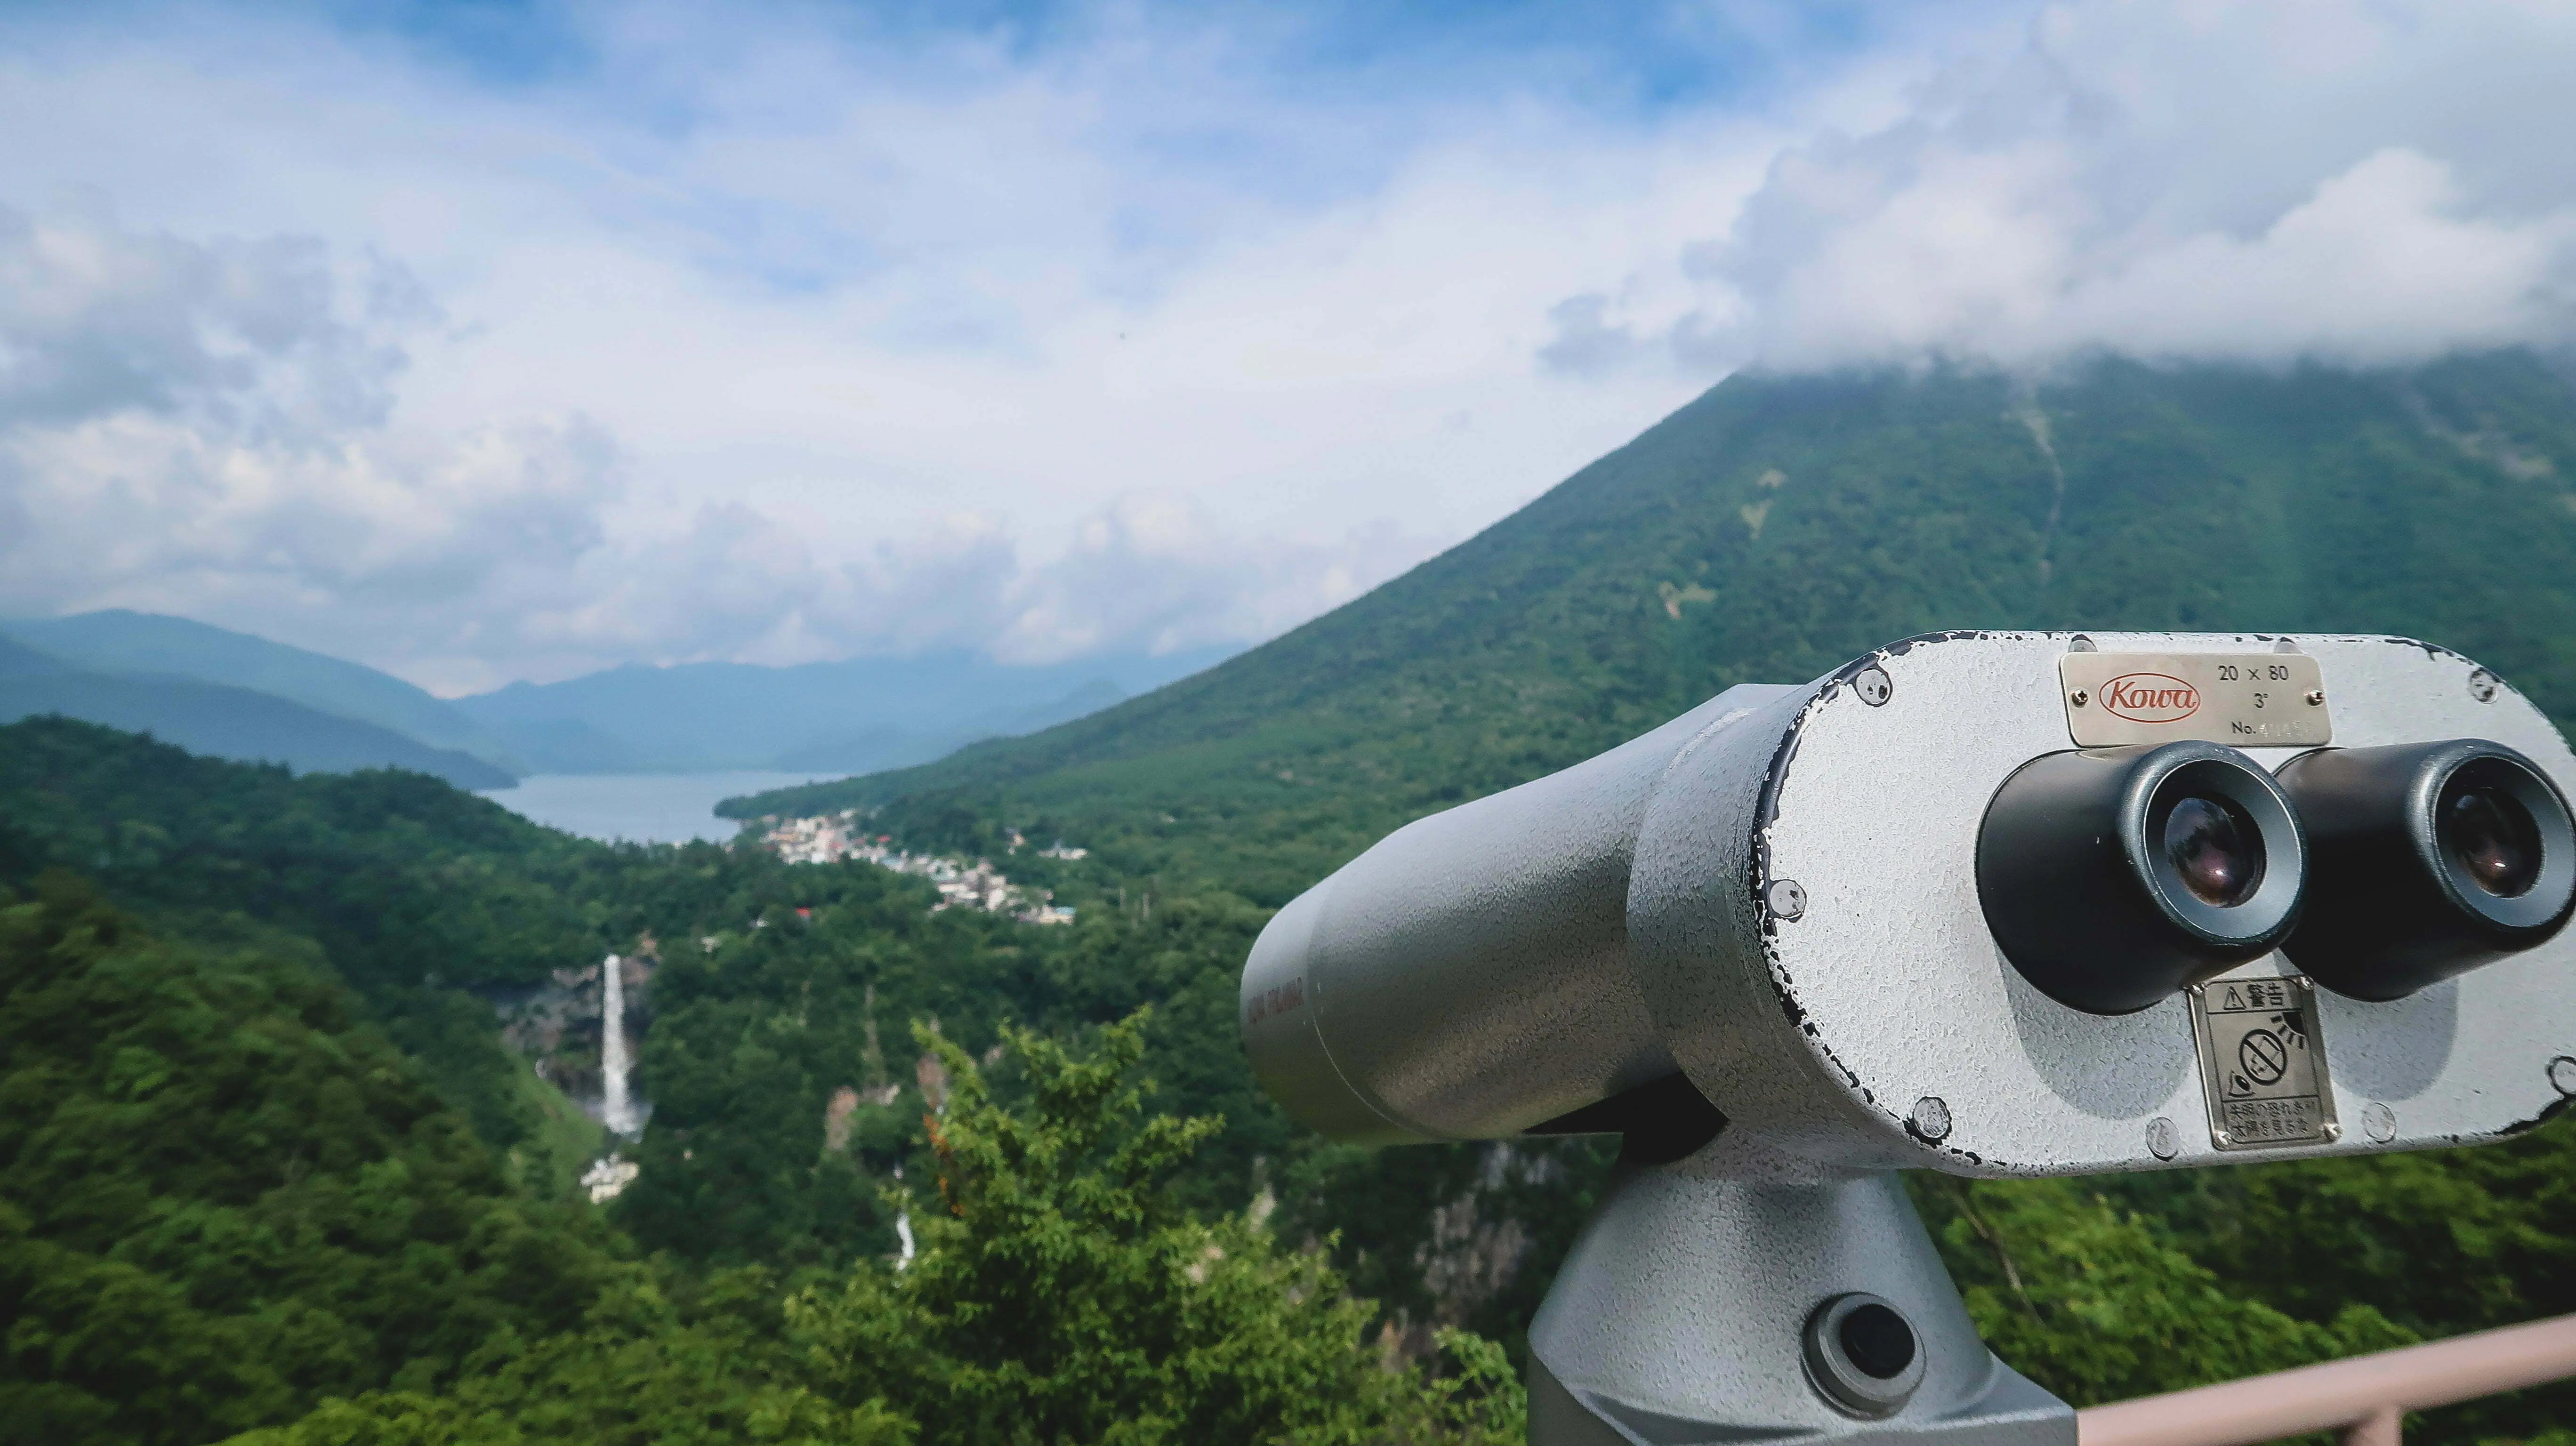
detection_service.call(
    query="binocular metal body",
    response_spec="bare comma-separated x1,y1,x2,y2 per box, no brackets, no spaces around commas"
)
1241,632,2576,1177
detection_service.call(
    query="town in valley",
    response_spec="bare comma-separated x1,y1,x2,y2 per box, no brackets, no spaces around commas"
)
760,811,1084,925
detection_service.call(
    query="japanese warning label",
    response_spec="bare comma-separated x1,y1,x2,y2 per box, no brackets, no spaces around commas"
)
2190,972,2340,1151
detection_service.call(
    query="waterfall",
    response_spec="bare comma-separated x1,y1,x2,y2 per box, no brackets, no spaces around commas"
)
893,1164,916,1269
601,953,640,1137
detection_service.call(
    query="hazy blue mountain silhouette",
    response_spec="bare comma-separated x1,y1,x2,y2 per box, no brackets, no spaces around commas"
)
0,635,515,789
456,648,1232,773
1,611,523,774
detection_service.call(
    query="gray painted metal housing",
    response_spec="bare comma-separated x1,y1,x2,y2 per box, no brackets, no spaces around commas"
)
1240,631,2576,1177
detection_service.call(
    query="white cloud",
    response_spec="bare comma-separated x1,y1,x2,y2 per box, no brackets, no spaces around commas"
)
14,0,2557,691
987,493,1427,664
0,199,620,680
0,2,1832,688
0,193,1434,691
1558,0,2576,373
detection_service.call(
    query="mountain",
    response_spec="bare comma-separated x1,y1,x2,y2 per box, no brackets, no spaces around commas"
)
0,609,524,773
0,609,1219,783
455,647,1232,774
726,351,2576,901
0,634,516,789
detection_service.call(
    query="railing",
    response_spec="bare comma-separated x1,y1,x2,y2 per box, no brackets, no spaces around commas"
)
2076,1313,2576,1446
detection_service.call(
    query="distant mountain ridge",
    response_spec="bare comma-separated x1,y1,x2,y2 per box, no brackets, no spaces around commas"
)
1,610,525,774
726,350,2576,902
0,634,516,789
454,647,1234,774
2,609,1211,785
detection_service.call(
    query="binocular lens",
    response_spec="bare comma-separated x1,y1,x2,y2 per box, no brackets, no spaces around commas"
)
1979,741,2306,1015
2165,794,2263,908
2278,740,2575,1000
2443,782,2543,899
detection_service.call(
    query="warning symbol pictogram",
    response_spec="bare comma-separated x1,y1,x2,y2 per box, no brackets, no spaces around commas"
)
2238,1028,2289,1086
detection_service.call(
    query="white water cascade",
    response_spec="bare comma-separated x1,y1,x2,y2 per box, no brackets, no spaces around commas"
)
893,1164,916,1269
601,953,641,1137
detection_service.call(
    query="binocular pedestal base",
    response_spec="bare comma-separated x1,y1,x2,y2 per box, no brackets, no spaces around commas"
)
1527,1168,2073,1445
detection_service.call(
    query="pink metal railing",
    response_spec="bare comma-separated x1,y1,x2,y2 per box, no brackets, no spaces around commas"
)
2075,1313,2576,1446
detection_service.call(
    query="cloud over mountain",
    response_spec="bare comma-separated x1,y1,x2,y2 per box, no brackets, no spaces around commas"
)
1552,1,2576,374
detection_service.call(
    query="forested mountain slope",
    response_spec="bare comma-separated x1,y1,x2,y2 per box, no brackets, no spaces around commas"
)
733,351,2576,899
0,875,620,1444
0,717,1288,1261
0,719,1538,1443
0,825,1511,1446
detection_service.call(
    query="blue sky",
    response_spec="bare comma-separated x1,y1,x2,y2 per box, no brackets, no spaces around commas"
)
332,0,1885,111
0,0,2568,691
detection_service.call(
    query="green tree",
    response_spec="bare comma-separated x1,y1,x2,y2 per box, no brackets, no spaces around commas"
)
787,1009,1524,1445
1915,1176,2415,1408
0,873,617,1446
230,1008,1522,1446
225,1269,911,1446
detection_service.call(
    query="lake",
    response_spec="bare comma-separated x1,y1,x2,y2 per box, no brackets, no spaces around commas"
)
480,771,838,844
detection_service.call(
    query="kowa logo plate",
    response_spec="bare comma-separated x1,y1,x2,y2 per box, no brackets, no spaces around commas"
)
2060,651,2332,748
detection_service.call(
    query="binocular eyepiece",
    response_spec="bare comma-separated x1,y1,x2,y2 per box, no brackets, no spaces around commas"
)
1979,738,2576,1013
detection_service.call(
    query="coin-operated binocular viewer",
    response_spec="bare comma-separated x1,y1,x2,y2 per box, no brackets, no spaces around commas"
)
1240,633,2576,1445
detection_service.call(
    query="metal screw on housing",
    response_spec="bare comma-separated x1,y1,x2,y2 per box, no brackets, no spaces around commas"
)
1854,666,1893,707
2361,1102,2398,1143
1765,879,1807,921
2470,668,2501,702
2146,1117,2180,1160
2305,689,2326,707
2551,1056,2576,1097
1909,1096,1952,1142
2069,688,2089,708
